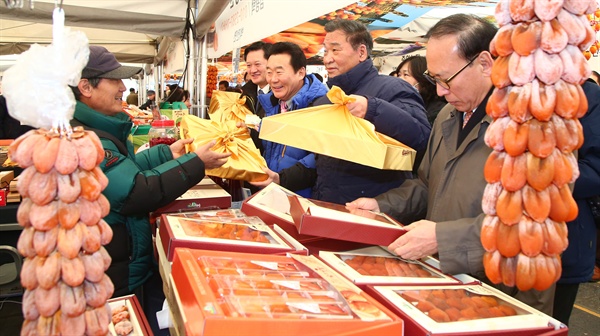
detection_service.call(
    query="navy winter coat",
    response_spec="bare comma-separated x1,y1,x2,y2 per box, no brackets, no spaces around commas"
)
258,74,328,197
309,59,431,204
559,79,600,284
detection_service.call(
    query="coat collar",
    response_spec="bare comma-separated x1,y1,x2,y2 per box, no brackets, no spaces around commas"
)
440,89,493,159
262,74,326,111
326,59,377,93
74,101,133,142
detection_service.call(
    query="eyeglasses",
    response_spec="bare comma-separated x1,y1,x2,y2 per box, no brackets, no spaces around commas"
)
423,53,480,90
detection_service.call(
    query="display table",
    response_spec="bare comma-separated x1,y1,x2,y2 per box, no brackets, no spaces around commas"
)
153,200,569,336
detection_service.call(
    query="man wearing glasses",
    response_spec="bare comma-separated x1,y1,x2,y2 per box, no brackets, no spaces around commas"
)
347,14,555,314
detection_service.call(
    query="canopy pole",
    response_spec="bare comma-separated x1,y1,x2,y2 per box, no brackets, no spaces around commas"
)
157,63,164,102
198,34,208,119
190,38,200,117
187,0,199,117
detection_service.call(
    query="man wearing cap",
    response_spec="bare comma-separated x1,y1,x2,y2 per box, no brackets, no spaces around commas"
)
71,46,230,334
139,89,156,110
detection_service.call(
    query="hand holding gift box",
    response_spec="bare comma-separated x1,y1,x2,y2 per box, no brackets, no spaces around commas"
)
180,115,268,182
259,86,416,170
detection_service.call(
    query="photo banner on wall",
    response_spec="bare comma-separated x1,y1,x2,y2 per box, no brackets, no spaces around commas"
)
209,0,356,58
209,1,499,63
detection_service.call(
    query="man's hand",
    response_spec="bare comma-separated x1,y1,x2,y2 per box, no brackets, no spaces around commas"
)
170,138,193,159
250,167,280,188
193,140,230,169
346,95,368,119
388,220,438,260
345,197,380,215
237,120,259,131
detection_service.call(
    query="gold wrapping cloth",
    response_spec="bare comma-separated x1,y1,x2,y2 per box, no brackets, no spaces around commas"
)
259,86,415,170
179,115,268,182
208,90,253,123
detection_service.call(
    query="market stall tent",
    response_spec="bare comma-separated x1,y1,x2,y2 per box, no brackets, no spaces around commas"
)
1,0,230,106
0,0,228,65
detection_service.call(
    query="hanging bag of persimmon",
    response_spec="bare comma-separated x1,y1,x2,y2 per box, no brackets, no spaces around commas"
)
482,0,596,292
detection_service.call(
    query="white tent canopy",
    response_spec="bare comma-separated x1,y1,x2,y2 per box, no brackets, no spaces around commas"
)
0,0,228,64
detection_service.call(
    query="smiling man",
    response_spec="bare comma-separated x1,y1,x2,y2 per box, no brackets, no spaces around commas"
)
241,41,272,118
257,42,328,197
254,19,430,204
241,42,272,154
71,45,229,335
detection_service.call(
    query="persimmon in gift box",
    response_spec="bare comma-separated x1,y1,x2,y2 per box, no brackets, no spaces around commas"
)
164,208,245,220
319,250,461,286
366,284,558,336
108,294,152,336
179,115,268,182
242,183,404,248
158,213,307,261
153,177,231,215
169,248,403,336
259,86,416,170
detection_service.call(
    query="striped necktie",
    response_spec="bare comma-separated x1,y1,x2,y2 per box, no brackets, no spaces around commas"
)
280,101,288,113
255,89,264,111
463,111,473,128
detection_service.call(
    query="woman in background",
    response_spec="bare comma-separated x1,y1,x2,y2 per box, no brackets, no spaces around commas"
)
182,89,192,109
396,55,446,125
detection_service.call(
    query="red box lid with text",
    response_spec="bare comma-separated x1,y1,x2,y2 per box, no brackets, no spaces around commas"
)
153,177,231,215
241,183,384,252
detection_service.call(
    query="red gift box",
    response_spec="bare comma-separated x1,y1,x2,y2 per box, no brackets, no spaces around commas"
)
157,213,307,261
108,294,152,335
364,283,562,336
288,195,405,246
319,248,461,287
241,184,376,253
168,248,404,336
153,177,231,215
242,182,405,246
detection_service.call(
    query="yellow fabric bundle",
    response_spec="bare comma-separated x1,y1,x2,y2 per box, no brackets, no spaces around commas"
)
179,115,268,182
259,86,415,170
208,90,253,123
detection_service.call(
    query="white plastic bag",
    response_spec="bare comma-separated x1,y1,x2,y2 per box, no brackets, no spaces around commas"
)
2,8,89,130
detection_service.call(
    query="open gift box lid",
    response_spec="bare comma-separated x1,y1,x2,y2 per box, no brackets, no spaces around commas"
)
242,183,406,246
288,194,406,246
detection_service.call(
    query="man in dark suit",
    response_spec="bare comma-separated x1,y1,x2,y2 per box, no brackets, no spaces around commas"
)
240,41,272,153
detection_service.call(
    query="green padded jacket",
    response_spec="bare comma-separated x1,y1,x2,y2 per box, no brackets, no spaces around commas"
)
73,101,206,295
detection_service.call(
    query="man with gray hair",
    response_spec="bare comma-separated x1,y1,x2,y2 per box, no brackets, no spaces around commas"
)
254,19,430,204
